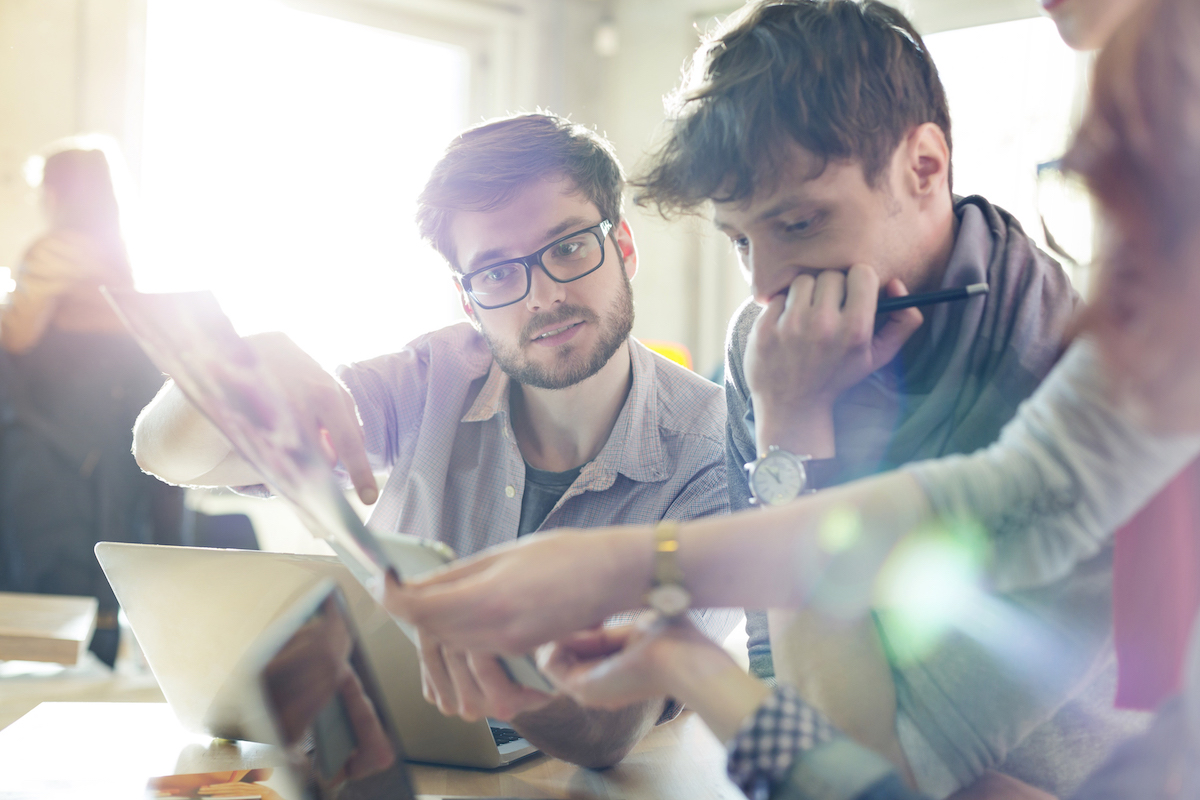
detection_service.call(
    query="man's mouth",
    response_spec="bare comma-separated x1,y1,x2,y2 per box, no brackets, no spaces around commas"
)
531,321,582,341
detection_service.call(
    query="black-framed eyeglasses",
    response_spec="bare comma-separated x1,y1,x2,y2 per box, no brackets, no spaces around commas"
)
458,219,614,310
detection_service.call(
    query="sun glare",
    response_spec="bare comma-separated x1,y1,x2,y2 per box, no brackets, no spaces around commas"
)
139,0,469,368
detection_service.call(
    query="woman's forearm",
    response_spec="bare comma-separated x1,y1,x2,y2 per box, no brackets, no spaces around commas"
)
908,339,1200,592
673,471,933,612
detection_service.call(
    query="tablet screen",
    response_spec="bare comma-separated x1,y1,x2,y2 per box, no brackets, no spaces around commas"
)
262,590,416,800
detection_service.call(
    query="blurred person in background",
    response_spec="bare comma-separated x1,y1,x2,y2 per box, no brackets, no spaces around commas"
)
0,139,182,666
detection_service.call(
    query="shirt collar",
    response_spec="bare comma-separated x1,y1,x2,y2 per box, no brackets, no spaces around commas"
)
460,360,510,424
458,338,667,485
585,338,666,487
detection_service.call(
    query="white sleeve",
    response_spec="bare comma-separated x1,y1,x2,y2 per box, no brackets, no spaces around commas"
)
906,338,1200,592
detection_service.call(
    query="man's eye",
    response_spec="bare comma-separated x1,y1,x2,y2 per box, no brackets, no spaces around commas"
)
730,236,750,252
785,214,821,235
481,265,519,285
555,242,581,257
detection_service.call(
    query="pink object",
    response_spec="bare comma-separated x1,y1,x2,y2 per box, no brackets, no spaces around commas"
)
1113,458,1200,709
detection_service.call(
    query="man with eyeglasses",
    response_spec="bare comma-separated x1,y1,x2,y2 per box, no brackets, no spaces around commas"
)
132,113,741,768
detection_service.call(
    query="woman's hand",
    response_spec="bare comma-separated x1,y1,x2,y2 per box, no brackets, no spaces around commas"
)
382,526,654,654
540,616,771,742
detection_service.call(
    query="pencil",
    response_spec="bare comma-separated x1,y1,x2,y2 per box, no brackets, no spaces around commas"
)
876,282,989,314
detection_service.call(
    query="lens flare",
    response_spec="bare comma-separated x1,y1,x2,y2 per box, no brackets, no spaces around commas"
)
818,505,862,553
874,520,988,660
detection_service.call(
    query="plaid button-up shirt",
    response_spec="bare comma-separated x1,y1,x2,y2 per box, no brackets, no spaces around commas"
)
337,323,742,642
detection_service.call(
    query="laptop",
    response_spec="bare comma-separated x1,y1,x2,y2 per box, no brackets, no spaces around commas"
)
209,579,531,799
97,540,537,769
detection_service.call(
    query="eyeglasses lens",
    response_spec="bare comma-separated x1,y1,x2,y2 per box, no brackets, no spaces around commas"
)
470,229,604,308
542,231,603,280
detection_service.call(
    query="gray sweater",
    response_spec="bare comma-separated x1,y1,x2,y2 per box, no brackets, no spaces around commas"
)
755,340,1200,800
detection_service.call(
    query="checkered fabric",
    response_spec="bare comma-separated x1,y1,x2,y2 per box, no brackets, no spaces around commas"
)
727,684,836,800
336,323,742,645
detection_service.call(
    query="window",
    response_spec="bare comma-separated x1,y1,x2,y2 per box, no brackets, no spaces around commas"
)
138,0,472,367
925,17,1095,288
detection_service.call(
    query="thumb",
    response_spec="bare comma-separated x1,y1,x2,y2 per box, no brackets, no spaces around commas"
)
872,279,923,368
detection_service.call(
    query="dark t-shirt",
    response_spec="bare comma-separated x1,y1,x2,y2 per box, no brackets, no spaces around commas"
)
517,461,584,537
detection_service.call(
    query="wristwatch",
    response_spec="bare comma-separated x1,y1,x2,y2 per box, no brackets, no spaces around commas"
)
745,446,836,506
643,520,691,618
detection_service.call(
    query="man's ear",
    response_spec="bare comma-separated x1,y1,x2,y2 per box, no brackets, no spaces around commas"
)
453,277,482,330
901,122,951,205
614,218,638,281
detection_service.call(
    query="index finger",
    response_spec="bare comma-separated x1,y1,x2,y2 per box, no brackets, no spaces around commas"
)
842,263,881,318
467,651,554,713
381,560,494,633
320,385,378,504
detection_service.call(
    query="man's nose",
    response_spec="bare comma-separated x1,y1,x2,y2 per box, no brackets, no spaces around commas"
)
525,264,567,311
747,247,789,305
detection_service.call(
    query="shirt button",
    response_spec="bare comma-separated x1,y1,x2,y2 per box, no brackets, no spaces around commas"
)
505,485,516,498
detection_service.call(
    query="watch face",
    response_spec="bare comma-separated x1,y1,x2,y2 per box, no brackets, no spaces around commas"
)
751,451,806,506
648,584,691,618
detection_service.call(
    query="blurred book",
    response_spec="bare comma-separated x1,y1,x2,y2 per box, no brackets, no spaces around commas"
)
146,769,281,800
0,591,98,665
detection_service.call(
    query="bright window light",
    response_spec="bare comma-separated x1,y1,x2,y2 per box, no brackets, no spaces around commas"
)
926,17,1094,289
139,0,469,368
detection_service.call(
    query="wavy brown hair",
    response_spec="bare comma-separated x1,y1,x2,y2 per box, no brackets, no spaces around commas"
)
632,0,951,215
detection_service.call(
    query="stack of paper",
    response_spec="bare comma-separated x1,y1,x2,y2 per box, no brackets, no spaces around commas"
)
0,591,98,665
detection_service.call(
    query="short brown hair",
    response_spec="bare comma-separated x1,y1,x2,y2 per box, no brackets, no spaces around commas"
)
633,0,951,215
416,113,624,270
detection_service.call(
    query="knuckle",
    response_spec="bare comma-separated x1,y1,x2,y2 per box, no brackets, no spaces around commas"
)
845,323,873,348
499,630,524,655
856,264,879,287
807,312,838,340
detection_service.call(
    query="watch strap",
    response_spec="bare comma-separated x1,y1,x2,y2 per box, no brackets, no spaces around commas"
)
801,457,840,493
644,520,691,618
653,520,685,588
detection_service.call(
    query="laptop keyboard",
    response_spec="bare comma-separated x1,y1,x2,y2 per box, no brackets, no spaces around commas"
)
490,726,522,745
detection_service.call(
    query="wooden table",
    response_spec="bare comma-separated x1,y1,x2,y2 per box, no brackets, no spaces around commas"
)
0,702,744,799
0,658,163,731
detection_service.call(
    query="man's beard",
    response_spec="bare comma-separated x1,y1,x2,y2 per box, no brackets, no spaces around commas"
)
481,276,635,391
